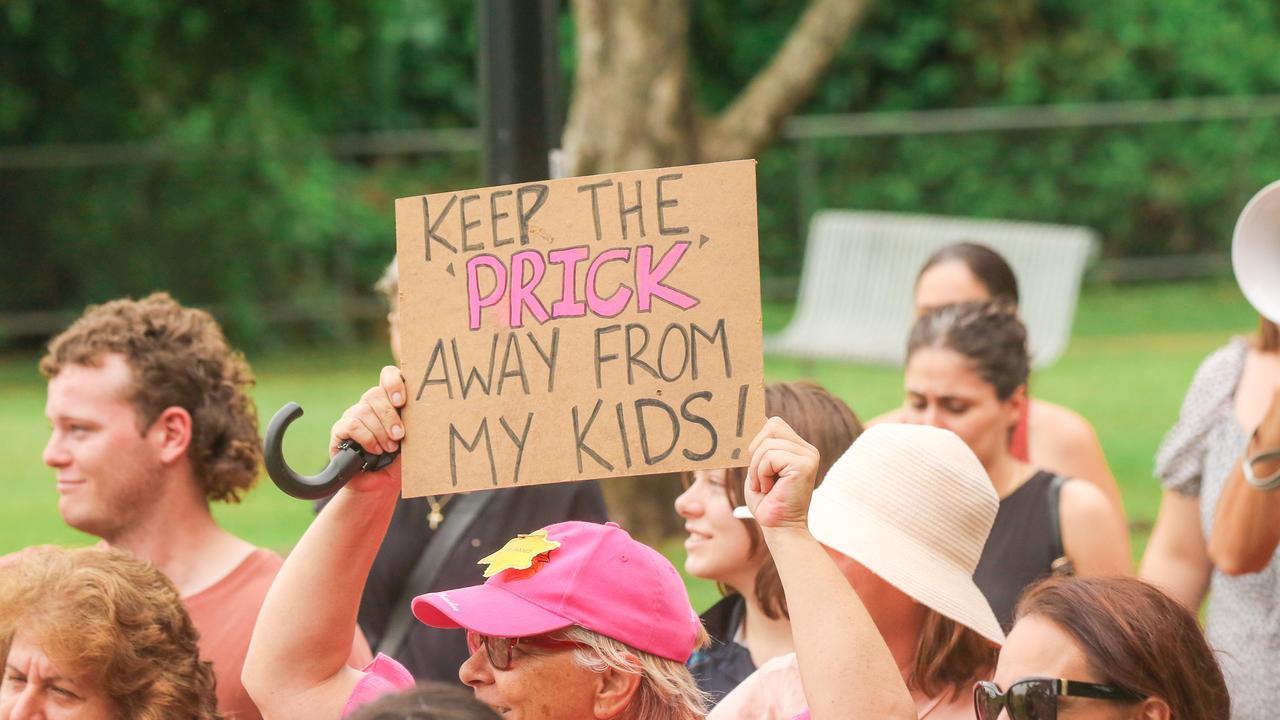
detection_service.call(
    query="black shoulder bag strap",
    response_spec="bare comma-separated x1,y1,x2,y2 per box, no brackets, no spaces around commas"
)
1047,474,1075,576
376,491,496,657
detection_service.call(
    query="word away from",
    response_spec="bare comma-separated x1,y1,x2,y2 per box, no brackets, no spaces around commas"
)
414,319,731,402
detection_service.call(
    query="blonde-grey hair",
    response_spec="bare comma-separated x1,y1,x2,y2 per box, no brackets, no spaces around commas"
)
375,257,399,305
549,626,709,720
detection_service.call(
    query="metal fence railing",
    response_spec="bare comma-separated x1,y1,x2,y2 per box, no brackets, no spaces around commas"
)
6,94,1280,339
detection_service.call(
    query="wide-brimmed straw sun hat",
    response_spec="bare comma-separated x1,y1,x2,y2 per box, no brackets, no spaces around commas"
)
809,423,1005,645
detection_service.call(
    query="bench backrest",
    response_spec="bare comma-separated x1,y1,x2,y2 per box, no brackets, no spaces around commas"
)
765,211,1097,368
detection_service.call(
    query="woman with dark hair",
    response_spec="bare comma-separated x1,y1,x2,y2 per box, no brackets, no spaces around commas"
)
902,301,1129,628
914,242,1020,311
675,381,863,704
981,575,1230,720
0,547,220,720
1141,315,1280,719
877,241,1124,515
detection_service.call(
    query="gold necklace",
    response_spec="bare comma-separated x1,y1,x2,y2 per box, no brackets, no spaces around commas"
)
426,495,454,530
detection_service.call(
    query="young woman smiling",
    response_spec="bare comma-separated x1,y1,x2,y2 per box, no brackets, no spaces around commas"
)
675,381,862,704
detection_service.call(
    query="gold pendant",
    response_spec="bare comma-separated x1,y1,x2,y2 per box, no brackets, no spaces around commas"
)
427,495,446,530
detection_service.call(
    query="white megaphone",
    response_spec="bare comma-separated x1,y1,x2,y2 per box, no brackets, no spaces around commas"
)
1233,180,1280,323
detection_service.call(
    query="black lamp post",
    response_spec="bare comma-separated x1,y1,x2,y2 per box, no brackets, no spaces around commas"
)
478,0,562,185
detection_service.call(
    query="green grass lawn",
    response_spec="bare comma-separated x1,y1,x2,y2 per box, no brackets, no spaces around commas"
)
0,279,1257,611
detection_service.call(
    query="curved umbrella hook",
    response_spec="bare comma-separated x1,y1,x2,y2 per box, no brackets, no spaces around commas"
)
262,402,398,500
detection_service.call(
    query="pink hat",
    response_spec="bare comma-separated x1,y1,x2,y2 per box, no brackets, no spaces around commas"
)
412,521,701,662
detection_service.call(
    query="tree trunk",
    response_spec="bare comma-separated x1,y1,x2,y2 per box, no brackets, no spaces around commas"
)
562,0,869,535
562,0,700,175
564,0,871,175
700,0,871,161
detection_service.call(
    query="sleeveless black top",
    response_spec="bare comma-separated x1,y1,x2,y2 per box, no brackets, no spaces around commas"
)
688,594,757,706
973,470,1065,631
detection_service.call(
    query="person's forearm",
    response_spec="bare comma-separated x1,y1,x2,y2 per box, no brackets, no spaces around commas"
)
1139,547,1211,611
1211,383,1280,575
762,526,914,720
244,483,399,717
1209,456,1280,575
1139,492,1212,612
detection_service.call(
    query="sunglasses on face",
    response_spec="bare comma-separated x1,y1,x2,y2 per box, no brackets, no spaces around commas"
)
465,630,583,671
974,677,1145,720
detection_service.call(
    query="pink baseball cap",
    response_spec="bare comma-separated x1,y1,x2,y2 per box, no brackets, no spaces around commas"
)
412,521,701,662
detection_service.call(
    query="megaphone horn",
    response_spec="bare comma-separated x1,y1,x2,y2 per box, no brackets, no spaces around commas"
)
1233,179,1280,324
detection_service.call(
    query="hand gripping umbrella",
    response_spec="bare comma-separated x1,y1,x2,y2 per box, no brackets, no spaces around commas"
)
262,402,399,500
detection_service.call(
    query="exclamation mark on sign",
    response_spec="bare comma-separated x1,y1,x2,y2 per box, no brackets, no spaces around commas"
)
730,384,749,460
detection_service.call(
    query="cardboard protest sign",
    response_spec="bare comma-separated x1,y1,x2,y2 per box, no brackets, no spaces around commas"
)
394,159,764,497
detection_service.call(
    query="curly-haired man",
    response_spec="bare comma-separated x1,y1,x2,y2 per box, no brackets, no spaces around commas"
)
38,292,369,719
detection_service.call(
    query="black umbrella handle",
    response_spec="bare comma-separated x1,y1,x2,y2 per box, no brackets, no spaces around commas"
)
262,402,399,500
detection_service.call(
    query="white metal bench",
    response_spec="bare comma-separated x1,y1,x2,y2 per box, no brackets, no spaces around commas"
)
765,211,1098,368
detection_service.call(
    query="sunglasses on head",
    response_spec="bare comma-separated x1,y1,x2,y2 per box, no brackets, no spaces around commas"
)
465,630,584,671
974,677,1145,720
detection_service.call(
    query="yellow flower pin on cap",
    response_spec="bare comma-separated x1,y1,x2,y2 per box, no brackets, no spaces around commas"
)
478,528,562,578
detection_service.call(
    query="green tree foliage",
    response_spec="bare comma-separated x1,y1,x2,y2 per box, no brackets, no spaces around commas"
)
1,0,478,344
692,0,1280,276
4,0,1280,343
